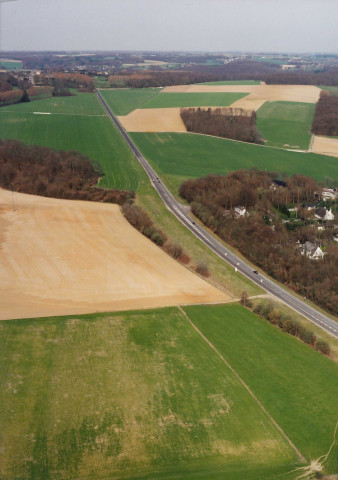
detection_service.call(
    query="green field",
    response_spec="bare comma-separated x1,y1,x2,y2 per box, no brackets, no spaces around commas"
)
256,101,316,149
99,88,249,115
0,93,146,191
130,132,338,193
184,304,338,474
99,88,161,115
0,306,311,480
320,85,338,95
0,59,23,70
1,91,106,115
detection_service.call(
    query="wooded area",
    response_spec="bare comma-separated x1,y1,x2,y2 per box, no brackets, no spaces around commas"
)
108,71,218,88
0,140,133,204
180,107,264,144
311,90,338,136
180,170,338,314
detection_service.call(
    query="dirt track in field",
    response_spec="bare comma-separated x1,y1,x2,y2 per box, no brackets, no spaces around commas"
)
0,189,228,320
311,135,338,157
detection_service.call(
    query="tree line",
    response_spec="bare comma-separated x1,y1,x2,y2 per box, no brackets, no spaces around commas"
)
250,301,330,356
180,107,264,144
180,170,338,315
311,90,338,136
265,70,338,86
0,140,133,205
108,71,218,88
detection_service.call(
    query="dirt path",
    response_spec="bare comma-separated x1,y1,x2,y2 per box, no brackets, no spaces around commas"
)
178,306,306,463
0,189,229,320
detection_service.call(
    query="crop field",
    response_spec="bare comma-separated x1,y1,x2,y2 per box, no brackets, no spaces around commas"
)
130,132,338,192
0,94,145,191
0,59,23,69
183,304,338,474
0,307,306,480
99,88,161,115
1,91,106,115
256,101,316,149
100,88,248,115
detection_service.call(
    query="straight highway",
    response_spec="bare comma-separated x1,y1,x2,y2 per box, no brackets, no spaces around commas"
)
96,89,338,339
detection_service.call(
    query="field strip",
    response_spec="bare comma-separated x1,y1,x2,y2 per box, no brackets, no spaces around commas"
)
0,110,107,117
178,305,306,462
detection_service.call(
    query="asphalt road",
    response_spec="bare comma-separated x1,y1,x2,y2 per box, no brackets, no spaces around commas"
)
96,89,338,339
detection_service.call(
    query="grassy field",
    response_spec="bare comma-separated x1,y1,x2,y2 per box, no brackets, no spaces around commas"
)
320,85,338,95
0,307,306,480
0,60,23,69
1,91,106,115
142,92,248,109
130,132,338,193
183,304,338,475
99,88,249,115
0,94,146,191
256,101,316,149
99,88,161,115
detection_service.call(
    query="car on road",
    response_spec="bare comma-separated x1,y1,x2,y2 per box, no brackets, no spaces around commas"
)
253,270,258,274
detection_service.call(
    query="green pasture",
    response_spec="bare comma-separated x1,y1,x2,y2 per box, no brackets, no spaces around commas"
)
184,304,338,474
1,91,105,115
320,85,338,95
0,60,23,70
130,132,338,193
256,101,315,149
140,92,248,109
99,88,161,115
0,307,304,480
99,88,249,115
0,105,145,191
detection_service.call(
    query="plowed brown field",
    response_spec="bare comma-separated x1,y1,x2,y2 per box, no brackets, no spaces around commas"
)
118,108,187,132
0,189,228,320
162,84,321,104
311,135,338,157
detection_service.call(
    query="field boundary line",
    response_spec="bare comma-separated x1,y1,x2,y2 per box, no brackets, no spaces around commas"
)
178,305,306,463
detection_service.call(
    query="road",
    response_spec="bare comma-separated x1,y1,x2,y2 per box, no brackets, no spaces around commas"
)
96,89,338,339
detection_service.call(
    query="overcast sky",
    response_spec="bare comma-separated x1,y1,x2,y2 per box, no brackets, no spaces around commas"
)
1,0,337,53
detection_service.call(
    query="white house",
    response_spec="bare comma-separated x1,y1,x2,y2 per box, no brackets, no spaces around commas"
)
315,208,335,221
234,206,248,218
301,241,324,260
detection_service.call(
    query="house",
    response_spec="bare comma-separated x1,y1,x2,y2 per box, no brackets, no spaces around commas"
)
301,241,324,260
322,188,337,201
333,227,338,242
315,207,335,221
234,206,248,218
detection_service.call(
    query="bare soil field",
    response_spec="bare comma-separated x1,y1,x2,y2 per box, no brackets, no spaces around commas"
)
118,85,322,132
118,107,187,132
163,84,321,104
311,135,338,157
0,189,228,320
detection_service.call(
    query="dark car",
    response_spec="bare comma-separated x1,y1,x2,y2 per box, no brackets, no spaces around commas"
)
253,270,258,274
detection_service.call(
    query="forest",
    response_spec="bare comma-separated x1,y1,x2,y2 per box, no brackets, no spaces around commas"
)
180,107,263,144
0,140,134,204
180,170,338,314
311,90,338,136
108,71,218,88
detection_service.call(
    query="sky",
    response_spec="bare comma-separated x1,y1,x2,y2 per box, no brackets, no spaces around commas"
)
1,0,337,53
